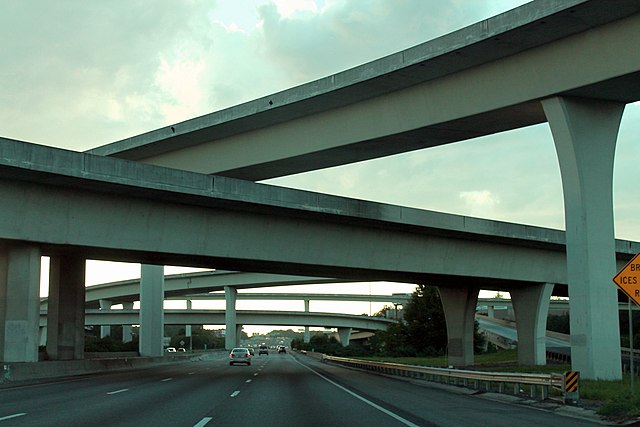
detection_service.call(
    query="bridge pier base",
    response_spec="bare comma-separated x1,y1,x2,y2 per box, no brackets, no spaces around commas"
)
439,286,479,367
543,96,625,380
139,264,164,357
225,286,237,350
510,283,553,366
337,327,352,347
46,255,86,360
0,243,41,362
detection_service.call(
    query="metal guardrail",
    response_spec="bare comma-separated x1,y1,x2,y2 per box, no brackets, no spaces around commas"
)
322,355,576,402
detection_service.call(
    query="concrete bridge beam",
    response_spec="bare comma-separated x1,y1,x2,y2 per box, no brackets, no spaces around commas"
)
439,286,479,367
225,286,237,350
509,283,554,366
543,96,625,380
46,255,85,361
139,265,164,357
0,243,41,362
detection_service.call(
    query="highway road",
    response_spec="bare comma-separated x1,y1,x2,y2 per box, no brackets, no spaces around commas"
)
0,352,600,426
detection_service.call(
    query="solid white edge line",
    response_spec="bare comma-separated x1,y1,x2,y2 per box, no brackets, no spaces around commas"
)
293,358,419,427
193,416,213,427
106,388,129,395
0,413,26,421
246,379,252,383
161,378,173,382
230,390,240,397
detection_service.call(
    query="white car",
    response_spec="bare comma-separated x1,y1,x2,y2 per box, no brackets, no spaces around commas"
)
229,348,252,366
165,347,177,353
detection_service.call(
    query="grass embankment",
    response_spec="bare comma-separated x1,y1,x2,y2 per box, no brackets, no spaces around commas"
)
359,350,640,420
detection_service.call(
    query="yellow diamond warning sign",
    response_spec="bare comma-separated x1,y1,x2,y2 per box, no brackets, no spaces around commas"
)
613,252,640,306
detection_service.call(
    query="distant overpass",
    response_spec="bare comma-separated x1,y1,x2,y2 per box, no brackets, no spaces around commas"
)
76,271,350,308
46,310,395,331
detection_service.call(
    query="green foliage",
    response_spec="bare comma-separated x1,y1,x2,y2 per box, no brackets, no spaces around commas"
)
546,313,570,334
373,305,393,318
84,335,139,352
372,285,488,358
265,329,304,340
291,333,375,357
171,326,225,350
403,284,448,356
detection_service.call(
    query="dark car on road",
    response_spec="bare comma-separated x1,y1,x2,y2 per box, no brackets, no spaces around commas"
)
258,344,269,355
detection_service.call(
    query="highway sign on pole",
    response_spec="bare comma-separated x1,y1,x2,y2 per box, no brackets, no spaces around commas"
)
613,252,640,396
613,253,640,306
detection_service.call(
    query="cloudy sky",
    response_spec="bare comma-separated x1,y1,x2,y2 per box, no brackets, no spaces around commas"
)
2,1,638,332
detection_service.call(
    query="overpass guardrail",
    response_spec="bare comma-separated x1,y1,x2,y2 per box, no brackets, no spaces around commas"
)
321,355,578,403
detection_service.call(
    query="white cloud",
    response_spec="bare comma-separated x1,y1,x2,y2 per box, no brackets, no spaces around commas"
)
274,0,319,18
460,190,500,209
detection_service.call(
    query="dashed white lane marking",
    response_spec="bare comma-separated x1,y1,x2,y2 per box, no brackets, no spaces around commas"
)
188,372,196,375
293,358,419,427
253,373,259,376
106,389,129,395
230,390,240,398
161,378,173,382
193,416,213,427
245,379,252,383
0,413,26,421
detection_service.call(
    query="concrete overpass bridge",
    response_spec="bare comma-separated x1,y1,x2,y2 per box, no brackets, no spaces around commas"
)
1,0,640,380
76,271,351,308
38,273,411,345
87,0,640,380
40,309,394,348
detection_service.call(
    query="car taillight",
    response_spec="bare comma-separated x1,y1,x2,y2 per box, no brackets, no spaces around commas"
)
230,353,234,357
245,353,249,357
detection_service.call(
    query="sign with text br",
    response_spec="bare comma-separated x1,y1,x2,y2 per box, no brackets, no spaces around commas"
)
613,252,640,306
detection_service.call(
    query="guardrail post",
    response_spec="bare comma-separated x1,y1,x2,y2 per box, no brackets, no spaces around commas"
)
530,385,537,399
541,385,549,400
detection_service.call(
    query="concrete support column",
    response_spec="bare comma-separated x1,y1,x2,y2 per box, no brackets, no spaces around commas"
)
46,255,86,360
139,264,164,357
99,299,112,338
487,305,495,319
122,302,133,343
236,324,243,347
509,283,554,366
185,300,192,351
0,243,41,362
225,286,237,350
337,327,352,347
542,96,625,380
39,326,47,347
304,299,310,343
438,286,479,367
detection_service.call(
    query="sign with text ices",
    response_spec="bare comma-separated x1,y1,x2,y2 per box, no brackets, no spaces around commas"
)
613,253,640,306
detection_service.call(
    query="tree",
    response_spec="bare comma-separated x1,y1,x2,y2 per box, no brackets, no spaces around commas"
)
403,284,448,356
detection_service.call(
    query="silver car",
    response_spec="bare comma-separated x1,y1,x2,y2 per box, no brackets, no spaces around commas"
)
229,348,252,366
